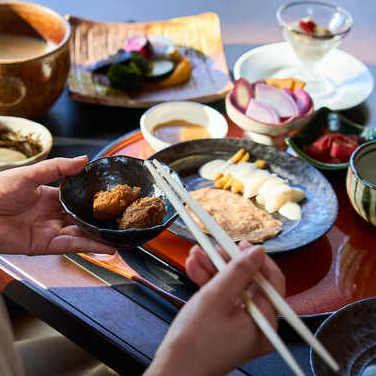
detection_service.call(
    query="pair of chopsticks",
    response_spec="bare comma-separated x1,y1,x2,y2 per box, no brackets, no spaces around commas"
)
145,159,339,376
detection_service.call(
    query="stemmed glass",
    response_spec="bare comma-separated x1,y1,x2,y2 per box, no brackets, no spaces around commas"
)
277,1,352,99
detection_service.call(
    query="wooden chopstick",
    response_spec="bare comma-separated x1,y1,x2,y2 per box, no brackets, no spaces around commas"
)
145,160,306,376
149,159,339,374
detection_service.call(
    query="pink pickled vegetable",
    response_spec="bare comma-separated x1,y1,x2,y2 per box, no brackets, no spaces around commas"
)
246,99,280,124
292,89,313,115
230,78,254,112
123,36,152,59
255,83,299,118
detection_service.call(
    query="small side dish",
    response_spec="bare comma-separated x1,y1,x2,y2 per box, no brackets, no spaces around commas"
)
140,101,228,151
60,156,178,249
0,125,42,162
93,184,166,229
347,141,376,226
0,116,52,171
226,77,314,140
230,77,312,124
152,119,210,144
286,108,366,170
304,133,360,164
90,35,192,93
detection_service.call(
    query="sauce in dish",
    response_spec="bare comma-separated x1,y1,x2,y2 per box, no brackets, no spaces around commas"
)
0,33,55,61
152,119,210,143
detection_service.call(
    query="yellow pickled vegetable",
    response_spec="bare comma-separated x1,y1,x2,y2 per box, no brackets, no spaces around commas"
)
215,175,229,189
230,148,246,163
239,152,250,163
223,175,233,190
255,159,267,169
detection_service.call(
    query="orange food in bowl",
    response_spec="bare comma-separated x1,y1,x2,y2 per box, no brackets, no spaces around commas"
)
265,77,306,90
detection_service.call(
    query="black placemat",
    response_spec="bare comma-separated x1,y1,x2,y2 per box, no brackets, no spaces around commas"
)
66,246,197,323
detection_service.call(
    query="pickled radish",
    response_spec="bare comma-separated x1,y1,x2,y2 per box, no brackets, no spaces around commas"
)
231,78,254,112
255,83,299,118
246,99,280,124
292,89,313,115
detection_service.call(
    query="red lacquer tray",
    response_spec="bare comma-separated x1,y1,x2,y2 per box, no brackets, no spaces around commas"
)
96,127,376,317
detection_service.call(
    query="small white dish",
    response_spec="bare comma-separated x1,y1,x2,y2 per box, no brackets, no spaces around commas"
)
0,116,53,171
234,42,374,111
140,101,228,151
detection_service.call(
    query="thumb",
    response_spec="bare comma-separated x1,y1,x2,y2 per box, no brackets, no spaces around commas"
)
23,156,88,186
206,246,265,305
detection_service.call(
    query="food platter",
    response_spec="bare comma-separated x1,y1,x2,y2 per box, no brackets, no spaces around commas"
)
67,13,232,108
152,138,338,253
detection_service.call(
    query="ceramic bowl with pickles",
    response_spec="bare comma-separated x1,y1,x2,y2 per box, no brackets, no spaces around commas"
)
286,109,376,171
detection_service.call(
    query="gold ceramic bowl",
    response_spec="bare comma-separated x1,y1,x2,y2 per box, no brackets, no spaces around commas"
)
0,1,71,117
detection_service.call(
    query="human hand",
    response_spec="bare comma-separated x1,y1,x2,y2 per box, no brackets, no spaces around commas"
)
145,241,285,376
0,156,115,255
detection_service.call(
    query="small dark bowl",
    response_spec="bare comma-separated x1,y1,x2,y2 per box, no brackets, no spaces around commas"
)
311,297,376,376
286,108,365,171
59,156,178,249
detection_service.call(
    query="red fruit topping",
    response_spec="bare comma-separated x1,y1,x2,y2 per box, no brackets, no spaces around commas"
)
330,138,358,161
299,18,317,34
304,132,359,164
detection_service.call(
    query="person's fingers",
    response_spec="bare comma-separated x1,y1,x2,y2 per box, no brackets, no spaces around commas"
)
186,254,212,286
204,246,265,306
186,245,219,286
192,246,217,275
23,156,88,186
43,234,115,255
59,225,82,237
238,240,252,251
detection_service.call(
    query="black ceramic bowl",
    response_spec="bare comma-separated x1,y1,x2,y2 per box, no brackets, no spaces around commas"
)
59,156,178,249
311,297,376,376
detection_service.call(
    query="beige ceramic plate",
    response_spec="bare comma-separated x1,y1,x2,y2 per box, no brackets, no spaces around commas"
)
67,12,232,108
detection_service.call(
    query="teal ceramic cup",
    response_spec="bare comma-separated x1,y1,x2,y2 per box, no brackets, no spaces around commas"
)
346,140,376,225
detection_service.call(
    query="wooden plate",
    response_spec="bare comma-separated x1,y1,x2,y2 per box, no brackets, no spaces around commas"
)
67,12,232,108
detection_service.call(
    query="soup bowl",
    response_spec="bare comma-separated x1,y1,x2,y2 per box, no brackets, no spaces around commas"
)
0,1,71,117
346,140,376,226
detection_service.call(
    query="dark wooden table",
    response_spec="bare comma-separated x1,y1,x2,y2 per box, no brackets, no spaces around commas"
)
0,1,375,375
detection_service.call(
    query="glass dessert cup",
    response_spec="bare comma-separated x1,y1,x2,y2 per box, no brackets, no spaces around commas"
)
277,1,352,99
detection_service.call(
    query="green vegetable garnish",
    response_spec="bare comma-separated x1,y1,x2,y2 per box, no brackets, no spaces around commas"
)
107,52,151,91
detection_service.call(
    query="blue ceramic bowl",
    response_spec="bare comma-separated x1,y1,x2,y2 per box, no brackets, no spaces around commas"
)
59,156,178,249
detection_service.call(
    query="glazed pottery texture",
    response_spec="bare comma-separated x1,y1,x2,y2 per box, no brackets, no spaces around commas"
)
152,138,338,253
0,2,71,117
346,141,376,225
311,298,376,375
59,156,178,249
